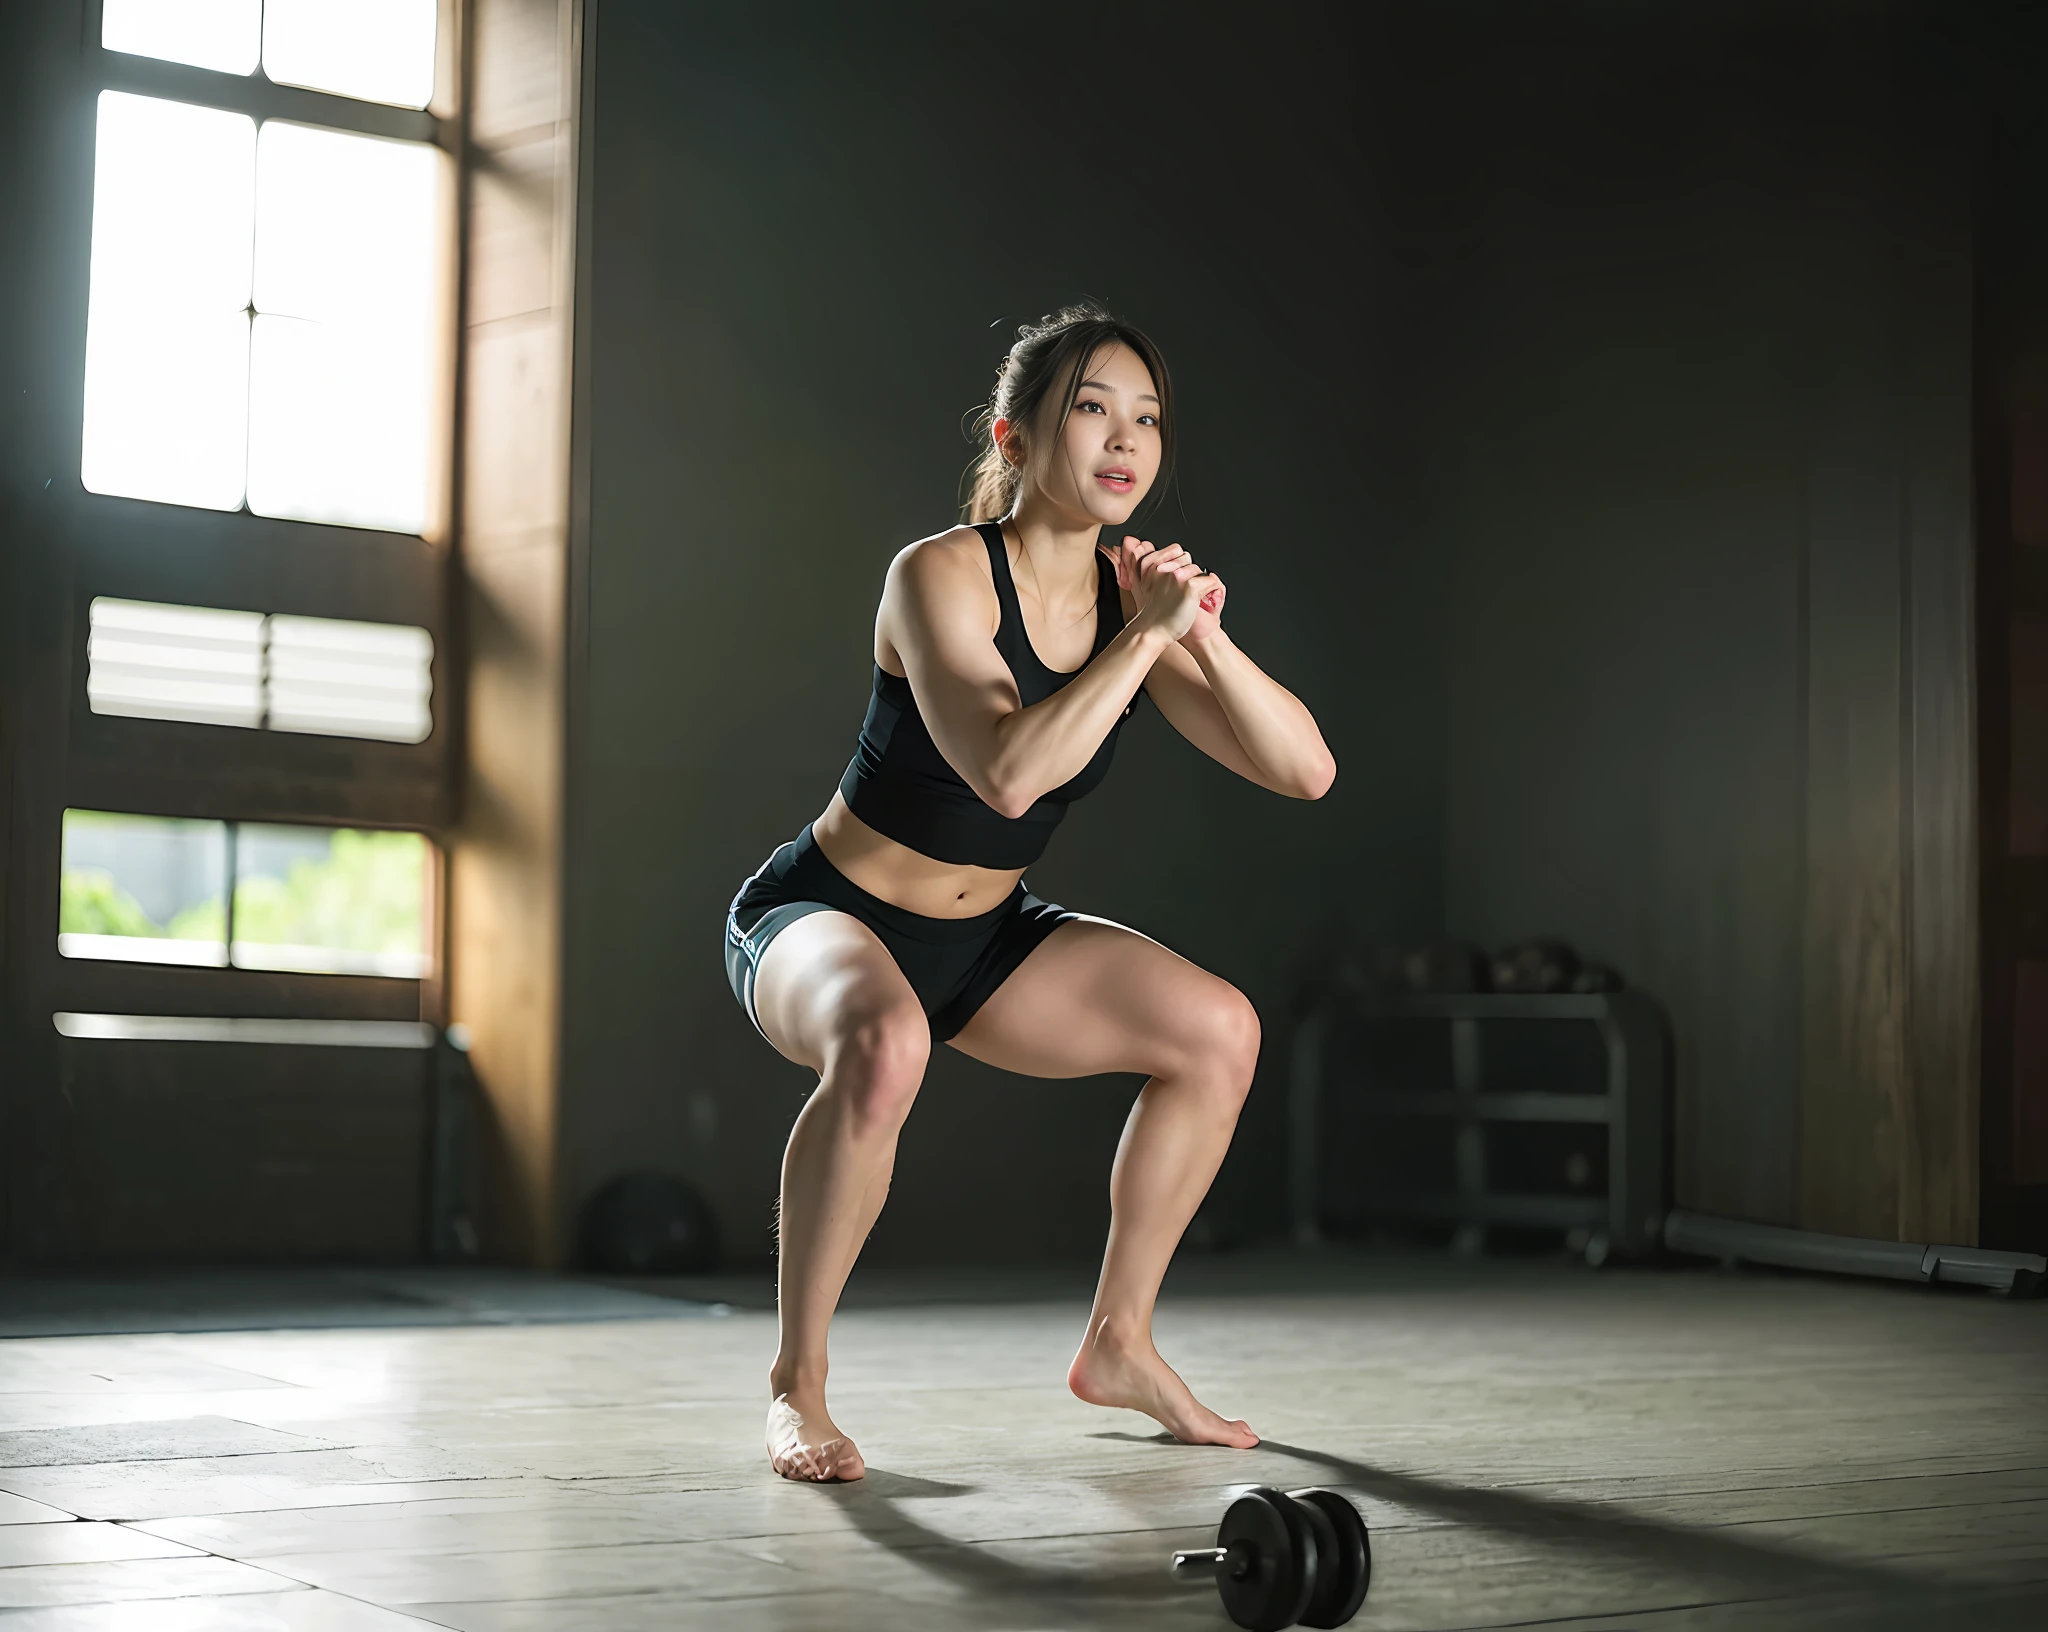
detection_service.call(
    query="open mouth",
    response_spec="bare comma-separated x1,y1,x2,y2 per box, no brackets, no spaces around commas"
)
1095,468,1136,491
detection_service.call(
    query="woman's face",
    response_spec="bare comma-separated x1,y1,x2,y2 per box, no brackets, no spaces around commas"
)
1004,341,1162,525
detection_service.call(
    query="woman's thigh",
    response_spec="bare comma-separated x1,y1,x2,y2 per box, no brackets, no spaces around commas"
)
947,917,1260,1082
751,909,926,1075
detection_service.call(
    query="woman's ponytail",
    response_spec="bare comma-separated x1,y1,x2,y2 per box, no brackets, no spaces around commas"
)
963,400,1020,524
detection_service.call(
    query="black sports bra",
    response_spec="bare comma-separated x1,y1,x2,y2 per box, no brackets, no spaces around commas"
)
838,522,1136,869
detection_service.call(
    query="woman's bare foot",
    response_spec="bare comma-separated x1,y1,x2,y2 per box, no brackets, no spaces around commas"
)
766,1390,866,1482
1067,1317,1259,1448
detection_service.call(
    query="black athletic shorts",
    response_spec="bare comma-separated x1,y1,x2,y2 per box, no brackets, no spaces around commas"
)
723,825,1079,1044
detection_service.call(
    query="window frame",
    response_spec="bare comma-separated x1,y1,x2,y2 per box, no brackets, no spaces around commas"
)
24,0,469,1026
85,5,461,544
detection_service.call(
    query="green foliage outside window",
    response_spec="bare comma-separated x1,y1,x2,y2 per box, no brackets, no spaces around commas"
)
235,829,424,953
60,828,424,954
59,869,167,937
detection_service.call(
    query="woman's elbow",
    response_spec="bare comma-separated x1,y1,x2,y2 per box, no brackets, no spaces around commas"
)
979,774,1038,821
1294,751,1337,801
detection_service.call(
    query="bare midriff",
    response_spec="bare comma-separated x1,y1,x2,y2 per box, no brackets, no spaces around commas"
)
809,791,1027,919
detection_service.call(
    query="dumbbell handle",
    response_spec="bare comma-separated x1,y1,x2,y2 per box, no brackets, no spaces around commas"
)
1171,1543,1252,1581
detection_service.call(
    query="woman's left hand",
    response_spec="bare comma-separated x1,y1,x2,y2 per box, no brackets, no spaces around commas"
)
1114,536,1226,645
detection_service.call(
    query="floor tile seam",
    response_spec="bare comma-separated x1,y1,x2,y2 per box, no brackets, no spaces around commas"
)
1528,1462,2048,1495
767,1521,1215,1553
214,1520,1222,1568
1695,1494,2048,1528
0,1315,712,1342
1428,1472,2048,1513
0,1554,317,1594
381,1578,829,1609
220,1530,911,1565
50,1560,471,1632
1882,1552,2048,1579
401,1585,851,1614
0,1503,83,1524
79,1483,645,1523
1422,1583,1862,1631
16,1477,527,1521
1440,1457,2048,1495
262,1568,473,1631
0,1446,359,1473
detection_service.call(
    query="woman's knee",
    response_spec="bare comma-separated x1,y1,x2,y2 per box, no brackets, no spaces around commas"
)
826,1001,930,1135
1185,981,1262,1095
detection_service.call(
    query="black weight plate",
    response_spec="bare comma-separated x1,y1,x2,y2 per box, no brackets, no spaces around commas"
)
1289,1488,1372,1627
1216,1487,1316,1632
1292,1497,1342,1627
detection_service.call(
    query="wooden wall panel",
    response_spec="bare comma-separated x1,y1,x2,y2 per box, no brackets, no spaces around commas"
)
2013,616,2048,856
1799,366,1909,1239
1798,133,1978,1247
2014,338,2048,549
1898,191,1980,1247
1975,145,2048,1252
446,0,585,1267
2017,962,2048,1187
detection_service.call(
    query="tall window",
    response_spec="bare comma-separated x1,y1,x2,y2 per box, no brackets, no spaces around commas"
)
62,1,452,993
83,0,447,535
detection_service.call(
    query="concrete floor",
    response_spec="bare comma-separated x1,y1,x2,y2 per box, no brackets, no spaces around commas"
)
0,1253,2044,1630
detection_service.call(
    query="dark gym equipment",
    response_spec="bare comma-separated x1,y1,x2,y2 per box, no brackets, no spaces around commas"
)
1490,938,1579,994
576,1170,721,1274
1568,961,1623,994
1401,940,1491,994
1171,1486,1372,1630
1290,987,1670,1264
1665,1209,2047,1297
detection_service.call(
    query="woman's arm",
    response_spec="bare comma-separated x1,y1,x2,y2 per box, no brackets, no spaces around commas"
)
1143,633,1337,798
883,531,1208,819
1116,539,1336,799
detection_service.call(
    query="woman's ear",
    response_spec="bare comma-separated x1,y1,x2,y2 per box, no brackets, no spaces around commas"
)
992,416,1023,467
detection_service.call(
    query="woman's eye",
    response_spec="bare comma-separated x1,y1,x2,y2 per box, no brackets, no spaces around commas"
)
1138,414,1159,426
1077,399,1105,414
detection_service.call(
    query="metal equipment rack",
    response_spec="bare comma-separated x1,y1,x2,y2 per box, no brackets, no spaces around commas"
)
1289,989,1670,1264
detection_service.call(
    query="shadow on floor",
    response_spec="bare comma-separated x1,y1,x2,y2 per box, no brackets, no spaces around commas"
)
815,1435,2015,1632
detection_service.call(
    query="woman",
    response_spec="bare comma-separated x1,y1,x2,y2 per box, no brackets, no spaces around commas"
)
724,304,1337,1482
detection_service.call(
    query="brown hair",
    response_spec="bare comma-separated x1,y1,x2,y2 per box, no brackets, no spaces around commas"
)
961,303,1176,524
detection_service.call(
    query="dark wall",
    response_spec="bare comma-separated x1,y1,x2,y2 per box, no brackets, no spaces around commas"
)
558,0,2022,1262
1383,7,1988,1228
557,4,1442,1263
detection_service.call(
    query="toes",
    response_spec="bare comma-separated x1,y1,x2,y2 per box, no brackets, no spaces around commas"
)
770,1443,826,1482
770,1436,867,1483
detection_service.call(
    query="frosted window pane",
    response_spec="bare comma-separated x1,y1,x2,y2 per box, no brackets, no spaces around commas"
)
88,598,265,727
59,810,229,968
103,0,261,75
231,825,430,978
263,0,438,109
82,93,256,511
269,615,433,742
247,123,440,534
84,599,433,742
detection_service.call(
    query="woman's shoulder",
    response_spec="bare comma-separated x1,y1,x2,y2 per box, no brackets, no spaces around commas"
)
888,524,996,597
880,524,1002,643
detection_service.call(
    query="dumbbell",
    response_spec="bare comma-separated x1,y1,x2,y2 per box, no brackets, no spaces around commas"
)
1170,1486,1371,1630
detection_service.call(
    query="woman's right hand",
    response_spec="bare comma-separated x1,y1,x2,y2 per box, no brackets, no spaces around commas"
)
1117,536,1222,644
